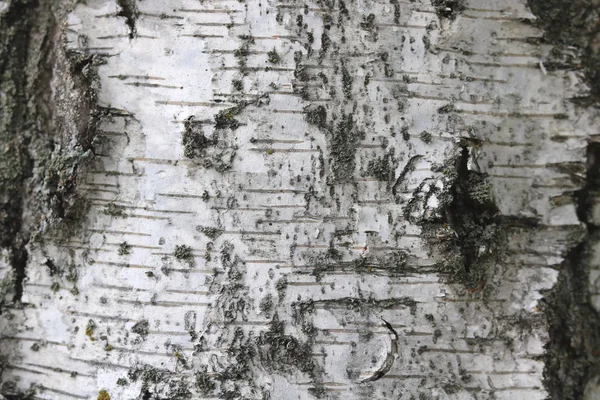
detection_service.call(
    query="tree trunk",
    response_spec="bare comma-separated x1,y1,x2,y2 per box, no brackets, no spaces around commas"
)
1,0,599,399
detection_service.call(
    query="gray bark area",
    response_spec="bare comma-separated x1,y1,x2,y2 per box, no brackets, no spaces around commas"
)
0,0,599,399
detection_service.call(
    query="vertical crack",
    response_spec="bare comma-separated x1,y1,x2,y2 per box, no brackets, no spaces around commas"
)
450,145,474,274
0,0,38,308
10,241,28,305
442,142,500,288
116,0,138,39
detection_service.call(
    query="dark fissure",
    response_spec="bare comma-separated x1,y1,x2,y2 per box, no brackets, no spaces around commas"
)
542,142,600,399
443,144,500,287
0,0,40,307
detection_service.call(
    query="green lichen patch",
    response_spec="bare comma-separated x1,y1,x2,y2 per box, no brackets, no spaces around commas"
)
196,226,222,240
234,35,255,74
420,131,432,144
341,61,353,99
437,103,455,114
214,104,246,130
298,296,417,318
131,319,149,339
319,31,331,62
294,50,310,82
327,113,364,183
173,245,195,267
103,202,127,218
256,317,316,375
182,117,215,159
85,319,96,340
0,272,16,312
359,13,376,30
195,366,216,396
118,241,131,255
183,108,240,172
364,150,395,183
259,293,274,314
267,48,281,64
97,389,110,400
304,244,412,281
128,364,192,399
231,79,243,92
304,105,328,129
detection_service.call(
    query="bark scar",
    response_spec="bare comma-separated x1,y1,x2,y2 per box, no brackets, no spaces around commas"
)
359,318,399,383
392,155,423,199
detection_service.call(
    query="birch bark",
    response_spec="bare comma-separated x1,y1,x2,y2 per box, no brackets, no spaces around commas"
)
0,0,599,399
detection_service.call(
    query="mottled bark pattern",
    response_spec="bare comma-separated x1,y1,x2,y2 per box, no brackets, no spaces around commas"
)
0,0,599,399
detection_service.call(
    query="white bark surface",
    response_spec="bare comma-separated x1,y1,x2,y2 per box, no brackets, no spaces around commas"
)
1,0,598,399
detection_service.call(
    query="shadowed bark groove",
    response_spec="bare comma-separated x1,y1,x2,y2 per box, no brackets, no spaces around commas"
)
0,0,99,314
542,143,600,399
526,1,600,397
527,0,600,104
116,0,139,39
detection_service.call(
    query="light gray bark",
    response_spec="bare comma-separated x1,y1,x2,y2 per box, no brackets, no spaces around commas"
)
0,0,599,399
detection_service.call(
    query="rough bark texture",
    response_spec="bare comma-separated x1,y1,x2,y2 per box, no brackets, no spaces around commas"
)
0,0,100,311
0,0,599,399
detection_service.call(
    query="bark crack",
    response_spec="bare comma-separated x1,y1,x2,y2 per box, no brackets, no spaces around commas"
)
359,318,399,383
543,142,600,399
116,0,139,39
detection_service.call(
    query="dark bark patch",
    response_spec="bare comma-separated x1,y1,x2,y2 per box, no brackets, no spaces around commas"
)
182,117,215,158
443,145,500,286
327,113,364,183
364,149,396,184
542,142,600,399
527,0,600,104
0,0,100,312
116,0,139,39
431,0,465,20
